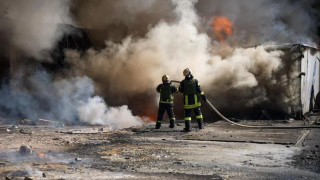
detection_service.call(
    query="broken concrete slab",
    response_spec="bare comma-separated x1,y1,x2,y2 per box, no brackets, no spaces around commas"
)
38,119,64,127
59,127,109,134
179,122,308,145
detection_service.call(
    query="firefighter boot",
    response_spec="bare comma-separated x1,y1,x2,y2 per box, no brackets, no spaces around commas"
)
183,121,191,132
169,119,175,128
197,119,204,129
155,122,161,129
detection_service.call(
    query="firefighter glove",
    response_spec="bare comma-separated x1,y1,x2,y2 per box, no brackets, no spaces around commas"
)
201,94,207,101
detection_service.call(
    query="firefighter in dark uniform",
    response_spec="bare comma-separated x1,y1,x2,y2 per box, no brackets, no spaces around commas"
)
155,75,178,129
179,68,207,132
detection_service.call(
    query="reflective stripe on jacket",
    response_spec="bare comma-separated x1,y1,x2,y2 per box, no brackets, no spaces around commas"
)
179,75,203,109
184,94,201,109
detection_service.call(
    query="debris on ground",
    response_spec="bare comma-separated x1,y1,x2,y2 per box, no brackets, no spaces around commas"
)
6,125,18,132
0,120,319,179
38,119,64,127
59,127,109,134
20,129,34,135
19,145,32,156
17,119,33,125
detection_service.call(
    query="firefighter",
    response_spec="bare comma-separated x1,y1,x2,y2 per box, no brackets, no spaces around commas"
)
155,75,178,129
179,68,207,132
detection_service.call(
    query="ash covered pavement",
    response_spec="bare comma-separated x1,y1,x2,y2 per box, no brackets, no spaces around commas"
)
0,0,320,179
0,120,320,180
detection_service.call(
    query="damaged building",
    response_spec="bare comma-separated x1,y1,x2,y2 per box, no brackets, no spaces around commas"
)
263,44,320,119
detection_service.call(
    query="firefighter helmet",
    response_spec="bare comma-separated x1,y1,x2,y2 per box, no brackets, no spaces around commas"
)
162,75,170,82
183,68,192,76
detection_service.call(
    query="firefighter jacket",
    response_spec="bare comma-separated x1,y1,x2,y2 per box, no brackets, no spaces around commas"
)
156,82,178,104
179,74,205,109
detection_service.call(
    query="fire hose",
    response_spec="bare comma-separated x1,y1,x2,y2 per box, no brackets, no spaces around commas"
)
170,80,320,129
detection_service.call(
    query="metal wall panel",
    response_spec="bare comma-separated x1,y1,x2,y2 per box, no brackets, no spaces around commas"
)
300,48,320,114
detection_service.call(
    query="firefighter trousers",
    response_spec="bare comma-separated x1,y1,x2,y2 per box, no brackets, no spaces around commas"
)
184,107,203,129
184,107,203,121
156,103,176,129
157,103,175,123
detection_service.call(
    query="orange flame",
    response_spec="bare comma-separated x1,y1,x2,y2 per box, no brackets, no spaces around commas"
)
212,16,233,41
37,152,46,157
148,115,157,122
142,107,157,122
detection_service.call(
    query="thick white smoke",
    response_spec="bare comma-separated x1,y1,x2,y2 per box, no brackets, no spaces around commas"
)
0,0,73,60
0,0,318,125
0,0,144,129
66,0,284,112
78,96,143,130
206,46,284,109
0,72,143,129
55,76,143,129
66,0,210,95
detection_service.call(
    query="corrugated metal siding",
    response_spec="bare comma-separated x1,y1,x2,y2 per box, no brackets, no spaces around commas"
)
300,49,320,114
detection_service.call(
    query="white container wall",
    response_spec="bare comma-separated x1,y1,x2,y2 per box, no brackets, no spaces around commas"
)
300,48,320,114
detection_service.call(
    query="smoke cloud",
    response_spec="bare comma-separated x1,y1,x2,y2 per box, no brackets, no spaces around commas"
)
0,0,144,129
78,96,143,129
71,0,175,46
0,0,74,60
0,0,318,126
0,71,143,129
195,0,318,46
66,0,209,96
65,0,288,117
206,45,285,110
71,0,319,46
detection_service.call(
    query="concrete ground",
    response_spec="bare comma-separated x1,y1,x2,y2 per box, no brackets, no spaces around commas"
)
0,120,320,180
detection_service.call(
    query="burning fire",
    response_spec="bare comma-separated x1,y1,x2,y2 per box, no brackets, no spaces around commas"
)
145,111,157,122
148,115,157,122
140,106,157,122
37,152,46,157
212,16,233,41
